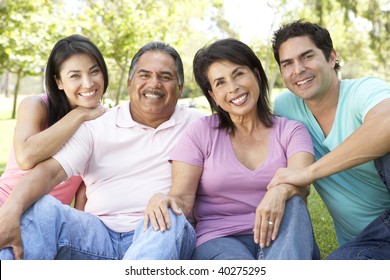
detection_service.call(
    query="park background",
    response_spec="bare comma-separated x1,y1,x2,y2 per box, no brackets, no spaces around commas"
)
1,0,389,259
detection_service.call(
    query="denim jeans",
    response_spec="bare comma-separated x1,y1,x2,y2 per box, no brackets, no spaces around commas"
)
326,209,390,259
374,152,390,194
0,195,195,260
123,208,195,259
192,196,321,260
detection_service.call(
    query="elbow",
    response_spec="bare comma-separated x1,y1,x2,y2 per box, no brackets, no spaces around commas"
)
15,155,38,170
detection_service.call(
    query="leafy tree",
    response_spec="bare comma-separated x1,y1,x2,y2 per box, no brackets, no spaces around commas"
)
0,0,58,118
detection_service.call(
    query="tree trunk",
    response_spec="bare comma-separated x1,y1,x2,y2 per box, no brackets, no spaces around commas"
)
11,70,22,119
4,72,10,97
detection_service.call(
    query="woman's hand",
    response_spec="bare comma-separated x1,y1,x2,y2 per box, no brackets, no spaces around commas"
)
253,186,288,248
143,193,182,232
75,104,107,122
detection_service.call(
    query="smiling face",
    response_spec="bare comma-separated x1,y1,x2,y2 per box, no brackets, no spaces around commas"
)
56,53,104,108
127,51,182,126
278,36,337,101
207,60,260,119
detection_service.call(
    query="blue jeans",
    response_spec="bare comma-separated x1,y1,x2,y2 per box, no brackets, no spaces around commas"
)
327,209,390,259
0,195,195,260
192,196,321,260
374,152,390,194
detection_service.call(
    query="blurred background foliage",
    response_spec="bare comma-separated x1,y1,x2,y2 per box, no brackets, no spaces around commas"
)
0,0,389,118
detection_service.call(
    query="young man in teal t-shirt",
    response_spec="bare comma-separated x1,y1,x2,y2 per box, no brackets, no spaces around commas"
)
269,19,390,259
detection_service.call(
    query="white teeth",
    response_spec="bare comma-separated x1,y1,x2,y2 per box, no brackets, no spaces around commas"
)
231,94,247,104
145,94,160,99
80,91,95,97
296,77,314,85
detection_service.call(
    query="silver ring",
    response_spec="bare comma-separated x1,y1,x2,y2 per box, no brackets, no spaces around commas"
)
268,220,274,225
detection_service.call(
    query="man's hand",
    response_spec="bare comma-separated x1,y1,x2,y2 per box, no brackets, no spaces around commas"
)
143,193,182,232
267,167,313,190
0,209,23,260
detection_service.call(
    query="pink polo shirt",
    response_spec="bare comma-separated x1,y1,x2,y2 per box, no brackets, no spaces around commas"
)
0,94,83,206
53,102,204,232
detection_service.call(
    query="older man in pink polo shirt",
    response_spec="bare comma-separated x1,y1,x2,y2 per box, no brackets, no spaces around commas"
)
0,42,204,260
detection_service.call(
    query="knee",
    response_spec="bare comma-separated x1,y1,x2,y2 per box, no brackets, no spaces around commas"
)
285,195,305,210
283,195,311,224
168,208,190,229
22,195,65,225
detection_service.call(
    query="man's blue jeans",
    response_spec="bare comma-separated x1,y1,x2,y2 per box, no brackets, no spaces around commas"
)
375,152,390,194
192,196,321,260
0,195,195,260
326,154,390,260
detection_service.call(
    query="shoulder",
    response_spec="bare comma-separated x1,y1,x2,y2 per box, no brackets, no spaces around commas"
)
176,103,207,120
272,116,306,133
341,77,389,92
17,94,47,113
273,90,303,115
187,114,216,130
274,90,299,104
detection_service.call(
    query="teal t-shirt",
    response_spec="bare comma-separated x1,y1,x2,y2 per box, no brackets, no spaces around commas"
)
274,77,390,245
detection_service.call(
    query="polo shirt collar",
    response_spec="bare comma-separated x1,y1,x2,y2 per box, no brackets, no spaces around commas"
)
116,102,185,129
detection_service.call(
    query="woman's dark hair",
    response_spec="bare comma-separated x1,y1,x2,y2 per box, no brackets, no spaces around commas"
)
45,34,108,126
272,19,341,73
193,38,273,133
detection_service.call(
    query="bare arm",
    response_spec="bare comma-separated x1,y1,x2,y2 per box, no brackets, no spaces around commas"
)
268,99,390,188
143,161,202,231
254,151,314,248
0,158,67,259
14,95,105,170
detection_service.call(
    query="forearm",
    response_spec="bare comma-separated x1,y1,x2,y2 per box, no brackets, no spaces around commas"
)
16,110,85,169
167,192,195,218
307,119,390,182
2,158,66,214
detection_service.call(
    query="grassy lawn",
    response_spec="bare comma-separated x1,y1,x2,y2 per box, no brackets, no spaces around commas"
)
0,94,338,259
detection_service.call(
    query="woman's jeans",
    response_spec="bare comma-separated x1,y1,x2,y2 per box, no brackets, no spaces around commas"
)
327,154,390,260
0,195,195,260
192,196,321,260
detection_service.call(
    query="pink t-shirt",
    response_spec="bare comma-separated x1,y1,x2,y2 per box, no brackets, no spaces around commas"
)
170,115,314,246
0,94,83,206
53,102,204,232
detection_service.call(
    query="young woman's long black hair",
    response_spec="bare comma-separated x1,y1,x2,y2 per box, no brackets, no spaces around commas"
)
45,34,108,126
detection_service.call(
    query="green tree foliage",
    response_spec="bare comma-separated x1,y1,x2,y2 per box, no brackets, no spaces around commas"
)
1,0,389,118
0,0,61,118
69,0,219,103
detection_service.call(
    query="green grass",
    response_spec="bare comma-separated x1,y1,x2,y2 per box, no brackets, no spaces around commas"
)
307,187,338,258
0,94,338,259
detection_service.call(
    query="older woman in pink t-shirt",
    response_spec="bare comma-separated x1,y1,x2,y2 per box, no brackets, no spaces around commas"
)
144,38,320,260
0,35,107,208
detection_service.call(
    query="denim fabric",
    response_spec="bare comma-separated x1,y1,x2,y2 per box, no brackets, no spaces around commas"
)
0,195,194,260
123,208,195,259
192,196,321,260
326,209,390,259
374,152,390,194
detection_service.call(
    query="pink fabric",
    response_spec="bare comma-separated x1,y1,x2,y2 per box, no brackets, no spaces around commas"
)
170,115,314,246
0,94,82,206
